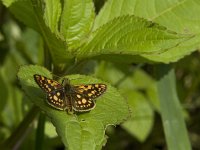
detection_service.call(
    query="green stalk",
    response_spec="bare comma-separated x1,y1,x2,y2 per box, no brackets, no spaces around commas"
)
35,113,46,150
155,64,191,150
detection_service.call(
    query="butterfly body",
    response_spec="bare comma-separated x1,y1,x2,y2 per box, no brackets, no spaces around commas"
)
33,74,107,113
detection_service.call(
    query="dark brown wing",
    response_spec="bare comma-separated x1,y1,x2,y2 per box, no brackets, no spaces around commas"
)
67,84,106,112
34,74,63,93
46,89,67,110
34,74,67,110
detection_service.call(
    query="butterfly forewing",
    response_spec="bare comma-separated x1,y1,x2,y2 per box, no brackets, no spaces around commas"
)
34,74,63,92
68,84,107,112
34,74,67,110
74,84,107,98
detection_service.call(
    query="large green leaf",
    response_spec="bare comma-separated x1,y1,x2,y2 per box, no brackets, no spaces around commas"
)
17,65,129,150
44,0,61,34
60,0,95,49
93,0,200,63
95,0,200,33
77,15,191,61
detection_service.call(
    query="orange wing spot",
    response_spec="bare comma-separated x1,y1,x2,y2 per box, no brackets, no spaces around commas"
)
88,93,93,97
87,85,92,89
78,101,82,104
101,84,106,87
82,99,87,104
47,80,52,84
91,91,96,94
95,84,99,88
51,83,55,86
79,85,85,88
76,94,81,98
55,82,59,85
41,76,45,80
98,88,102,91
53,95,58,101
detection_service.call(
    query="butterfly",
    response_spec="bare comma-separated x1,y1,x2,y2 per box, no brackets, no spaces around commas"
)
33,74,107,113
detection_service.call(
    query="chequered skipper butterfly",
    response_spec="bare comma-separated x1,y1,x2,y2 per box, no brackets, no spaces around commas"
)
34,74,107,113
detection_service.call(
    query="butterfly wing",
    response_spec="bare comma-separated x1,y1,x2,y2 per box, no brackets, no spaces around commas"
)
34,74,63,92
46,89,67,110
34,74,67,110
68,84,107,112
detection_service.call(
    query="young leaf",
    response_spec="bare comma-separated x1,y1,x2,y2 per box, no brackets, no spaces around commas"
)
44,0,62,34
17,65,130,149
94,0,200,63
95,0,200,33
60,0,95,49
77,15,191,62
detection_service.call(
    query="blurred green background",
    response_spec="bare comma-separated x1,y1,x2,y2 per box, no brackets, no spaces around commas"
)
1,0,200,150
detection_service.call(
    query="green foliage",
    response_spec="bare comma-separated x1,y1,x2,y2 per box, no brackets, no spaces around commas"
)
156,65,191,150
1,0,200,149
17,65,129,149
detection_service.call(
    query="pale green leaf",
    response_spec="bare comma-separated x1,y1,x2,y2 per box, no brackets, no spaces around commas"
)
141,35,200,63
156,65,191,150
1,0,15,7
44,0,61,34
60,0,95,49
122,91,154,142
95,0,200,34
77,15,191,61
17,65,129,150
94,0,200,63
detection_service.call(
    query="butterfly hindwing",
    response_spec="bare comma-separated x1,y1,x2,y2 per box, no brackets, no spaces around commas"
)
46,89,67,110
68,84,106,112
68,92,96,112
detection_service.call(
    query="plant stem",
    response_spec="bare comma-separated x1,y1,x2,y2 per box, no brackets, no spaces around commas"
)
1,106,40,150
35,113,46,150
